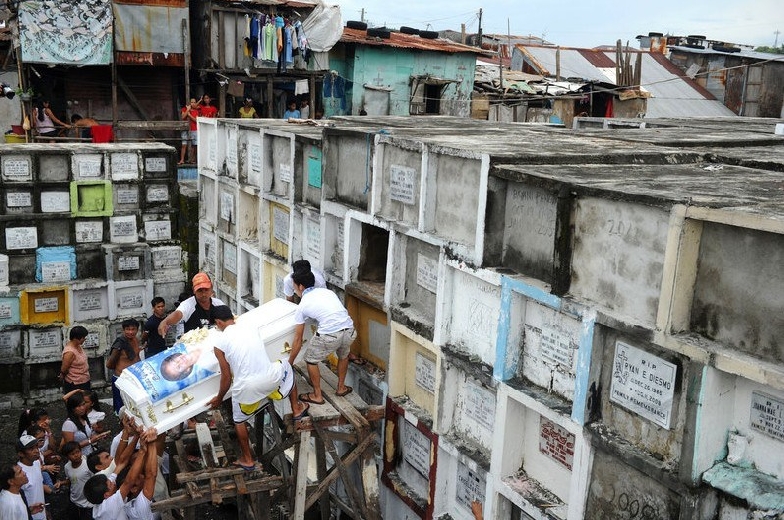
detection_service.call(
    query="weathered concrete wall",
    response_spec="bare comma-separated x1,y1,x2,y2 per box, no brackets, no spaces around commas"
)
430,152,483,249
585,449,681,520
518,299,581,401
402,238,438,324
445,267,501,364
377,141,422,227
237,124,263,188
388,323,439,417
323,132,372,210
691,223,784,363
502,182,558,283
263,132,294,198
300,141,323,209
572,197,668,326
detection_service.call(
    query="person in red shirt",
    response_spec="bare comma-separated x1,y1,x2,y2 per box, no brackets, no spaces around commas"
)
199,94,218,118
179,98,200,164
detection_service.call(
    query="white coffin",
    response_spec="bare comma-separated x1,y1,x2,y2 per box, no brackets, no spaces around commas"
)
116,298,311,432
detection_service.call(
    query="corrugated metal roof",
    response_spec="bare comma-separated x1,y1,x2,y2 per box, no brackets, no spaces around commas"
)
670,45,784,62
221,0,318,6
341,27,489,54
515,45,736,118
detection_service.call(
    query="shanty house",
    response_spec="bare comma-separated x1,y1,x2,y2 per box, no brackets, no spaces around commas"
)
667,42,784,117
511,45,735,126
326,27,484,117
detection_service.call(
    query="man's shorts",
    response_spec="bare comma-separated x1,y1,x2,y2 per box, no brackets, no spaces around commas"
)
304,328,356,365
232,360,295,424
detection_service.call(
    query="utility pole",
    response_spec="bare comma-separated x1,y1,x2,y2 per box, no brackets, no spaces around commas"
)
477,8,482,48
775,29,781,48
360,8,365,24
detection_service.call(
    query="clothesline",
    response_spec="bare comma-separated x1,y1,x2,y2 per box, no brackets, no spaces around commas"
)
242,12,311,72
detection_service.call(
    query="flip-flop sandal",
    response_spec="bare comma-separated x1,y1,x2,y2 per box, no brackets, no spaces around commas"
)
350,356,367,366
292,403,310,421
298,392,325,405
232,461,260,472
336,386,353,397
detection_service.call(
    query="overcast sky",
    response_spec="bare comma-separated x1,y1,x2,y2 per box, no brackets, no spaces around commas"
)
337,0,784,49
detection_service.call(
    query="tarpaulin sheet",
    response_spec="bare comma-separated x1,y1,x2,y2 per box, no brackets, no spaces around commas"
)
300,0,341,52
19,0,113,65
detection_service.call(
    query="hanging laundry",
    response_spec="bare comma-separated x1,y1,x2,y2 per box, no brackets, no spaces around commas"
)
257,15,265,61
263,21,277,62
275,16,284,55
283,25,294,67
243,14,251,57
294,79,308,95
249,16,260,59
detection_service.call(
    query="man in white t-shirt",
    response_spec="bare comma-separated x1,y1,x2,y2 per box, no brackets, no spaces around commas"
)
282,260,326,302
208,305,294,471
287,271,355,421
0,462,42,520
84,427,157,520
16,435,46,520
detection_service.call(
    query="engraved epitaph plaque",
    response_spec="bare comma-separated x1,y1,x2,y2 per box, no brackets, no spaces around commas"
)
416,254,438,294
273,207,289,244
455,462,485,510
6,192,32,208
145,157,167,172
118,256,140,271
389,164,416,205
610,341,676,429
144,220,171,241
111,153,139,180
41,262,71,283
75,221,103,243
415,352,436,393
464,382,495,431
539,418,575,470
750,391,784,442
2,157,32,181
401,420,430,477
117,187,139,205
41,192,71,213
6,227,38,250
34,297,59,313
279,163,292,183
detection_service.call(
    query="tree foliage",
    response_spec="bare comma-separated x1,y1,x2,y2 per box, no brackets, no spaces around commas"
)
754,45,784,54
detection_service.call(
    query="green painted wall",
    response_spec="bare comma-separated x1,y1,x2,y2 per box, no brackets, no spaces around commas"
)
325,44,475,117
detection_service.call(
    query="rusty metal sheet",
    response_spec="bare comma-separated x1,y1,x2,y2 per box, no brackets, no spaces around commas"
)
113,3,188,54
116,51,185,67
340,28,488,55
115,0,185,6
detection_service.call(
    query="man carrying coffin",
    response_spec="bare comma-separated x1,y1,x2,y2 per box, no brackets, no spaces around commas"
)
207,306,294,471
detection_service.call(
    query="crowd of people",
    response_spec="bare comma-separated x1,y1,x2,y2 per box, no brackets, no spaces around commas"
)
1,265,365,519
6,391,161,520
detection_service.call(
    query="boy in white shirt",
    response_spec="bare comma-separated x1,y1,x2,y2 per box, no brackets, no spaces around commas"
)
62,441,93,520
16,435,46,520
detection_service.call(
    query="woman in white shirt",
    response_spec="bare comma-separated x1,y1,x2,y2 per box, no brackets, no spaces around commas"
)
61,393,107,457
